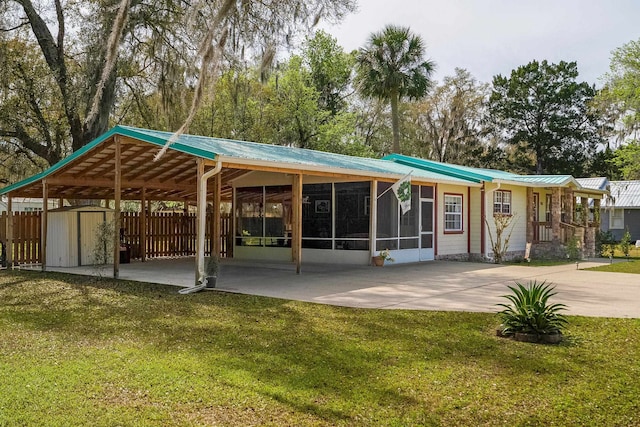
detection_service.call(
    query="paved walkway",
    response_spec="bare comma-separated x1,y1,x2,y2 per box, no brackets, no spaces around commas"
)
38,258,639,318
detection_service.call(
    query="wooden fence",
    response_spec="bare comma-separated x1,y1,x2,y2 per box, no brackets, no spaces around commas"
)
121,212,232,259
0,212,41,265
1,211,231,266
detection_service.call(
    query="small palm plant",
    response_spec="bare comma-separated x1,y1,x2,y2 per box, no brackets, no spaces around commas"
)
497,280,568,337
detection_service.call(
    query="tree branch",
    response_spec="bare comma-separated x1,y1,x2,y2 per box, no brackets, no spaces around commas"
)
14,0,83,150
84,0,131,130
0,21,30,32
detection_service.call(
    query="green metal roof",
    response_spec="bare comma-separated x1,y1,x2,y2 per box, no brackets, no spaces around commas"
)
383,154,518,183
383,154,601,191
3,125,600,197
1,126,477,196
0,127,119,195
497,175,575,186
104,126,479,185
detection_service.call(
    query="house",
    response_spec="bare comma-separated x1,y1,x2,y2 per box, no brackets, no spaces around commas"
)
600,180,640,241
0,126,607,280
0,196,59,213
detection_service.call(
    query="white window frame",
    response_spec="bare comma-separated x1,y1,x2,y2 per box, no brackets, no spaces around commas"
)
493,190,511,215
609,208,624,230
444,194,463,232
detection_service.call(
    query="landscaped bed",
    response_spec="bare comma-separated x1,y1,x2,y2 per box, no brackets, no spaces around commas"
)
0,270,639,426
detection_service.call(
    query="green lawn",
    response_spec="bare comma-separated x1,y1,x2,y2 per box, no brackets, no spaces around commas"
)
586,259,640,274
1,271,639,426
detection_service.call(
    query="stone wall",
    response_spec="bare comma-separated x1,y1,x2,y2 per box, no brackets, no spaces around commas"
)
435,253,470,262
530,241,567,260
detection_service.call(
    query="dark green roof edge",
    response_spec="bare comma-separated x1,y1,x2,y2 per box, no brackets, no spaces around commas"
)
0,125,217,196
1,127,117,195
382,153,494,183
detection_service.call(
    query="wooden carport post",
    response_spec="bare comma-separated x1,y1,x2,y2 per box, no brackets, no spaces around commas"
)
292,173,303,274
140,187,147,262
113,136,121,279
195,159,205,284
41,180,48,272
213,173,222,258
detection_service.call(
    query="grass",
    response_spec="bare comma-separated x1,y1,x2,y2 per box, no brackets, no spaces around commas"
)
586,259,640,274
1,270,639,426
510,259,573,267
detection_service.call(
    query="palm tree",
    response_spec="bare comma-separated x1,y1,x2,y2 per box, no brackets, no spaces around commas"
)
356,25,435,154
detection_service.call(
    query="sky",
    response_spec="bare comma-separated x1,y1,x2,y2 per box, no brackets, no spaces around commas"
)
321,0,640,86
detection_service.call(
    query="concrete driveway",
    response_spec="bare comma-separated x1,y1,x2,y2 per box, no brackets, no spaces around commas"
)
42,258,639,318
214,259,639,318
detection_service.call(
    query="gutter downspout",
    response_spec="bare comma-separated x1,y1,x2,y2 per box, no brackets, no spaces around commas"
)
179,158,222,294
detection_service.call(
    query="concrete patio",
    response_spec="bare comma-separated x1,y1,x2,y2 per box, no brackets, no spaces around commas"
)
37,258,640,318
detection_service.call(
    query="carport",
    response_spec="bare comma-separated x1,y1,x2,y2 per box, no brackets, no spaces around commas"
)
2,126,471,284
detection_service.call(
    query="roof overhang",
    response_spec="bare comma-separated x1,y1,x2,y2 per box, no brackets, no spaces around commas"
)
0,126,481,202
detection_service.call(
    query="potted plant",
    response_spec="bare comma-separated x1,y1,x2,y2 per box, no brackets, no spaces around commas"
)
204,256,219,288
496,280,568,344
372,249,394,266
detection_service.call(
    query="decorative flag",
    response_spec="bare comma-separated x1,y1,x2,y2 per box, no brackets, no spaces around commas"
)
391,172,412,214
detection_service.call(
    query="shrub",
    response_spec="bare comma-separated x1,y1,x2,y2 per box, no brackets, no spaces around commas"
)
620,228,632,258
497,281,568,336
485,213,517,263
565,235,581,260
596,230,616,258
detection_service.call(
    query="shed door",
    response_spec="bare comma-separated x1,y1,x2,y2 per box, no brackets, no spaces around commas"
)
79,212,106,266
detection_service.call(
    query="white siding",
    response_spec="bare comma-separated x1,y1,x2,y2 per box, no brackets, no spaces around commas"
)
483,184,527,258
436,183,469,256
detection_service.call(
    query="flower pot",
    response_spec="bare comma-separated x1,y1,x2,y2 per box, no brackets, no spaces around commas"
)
372,256,384,267
542,332,563,344
206,275,217,289
514,332,540,343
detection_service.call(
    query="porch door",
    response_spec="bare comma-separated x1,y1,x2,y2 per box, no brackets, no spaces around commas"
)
420,200,434,260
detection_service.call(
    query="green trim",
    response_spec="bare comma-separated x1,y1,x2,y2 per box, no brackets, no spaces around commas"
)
383,154,495,183
0,126,217,196
1,127,119,195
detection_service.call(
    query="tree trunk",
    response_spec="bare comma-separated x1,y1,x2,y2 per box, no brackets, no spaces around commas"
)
390,90,400,153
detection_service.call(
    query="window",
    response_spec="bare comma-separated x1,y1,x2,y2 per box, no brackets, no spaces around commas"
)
493,190,511,215
609,208,624,230
444,194,463,232
302,182,370,251
335,182,370,250
236,186,292,247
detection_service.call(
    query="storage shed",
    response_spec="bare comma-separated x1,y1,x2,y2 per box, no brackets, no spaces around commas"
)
46,206,114,267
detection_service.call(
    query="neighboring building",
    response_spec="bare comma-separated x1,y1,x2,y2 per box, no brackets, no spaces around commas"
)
0,126,607,276
600,181,640,241
0,196,58,213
